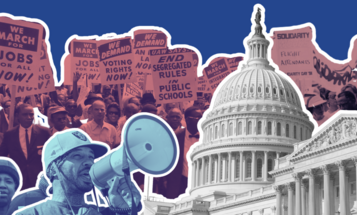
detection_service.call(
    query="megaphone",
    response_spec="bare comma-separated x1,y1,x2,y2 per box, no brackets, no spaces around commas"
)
89,113,179,189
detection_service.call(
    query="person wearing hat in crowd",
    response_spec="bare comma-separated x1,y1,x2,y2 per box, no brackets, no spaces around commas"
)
155,106,202,199
0,158,21,215
140,93,156,107
15,129,142,215
6,174,49,215
337,91,357,110
306,94,328,125
141,104,157,115
0,103,51,190
102,85,112,99
80,100,120,149
65,99,82,128
47,106,70,136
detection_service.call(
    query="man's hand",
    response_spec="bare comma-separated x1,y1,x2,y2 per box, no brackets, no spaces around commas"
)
73,72,80,83
108,176,142,209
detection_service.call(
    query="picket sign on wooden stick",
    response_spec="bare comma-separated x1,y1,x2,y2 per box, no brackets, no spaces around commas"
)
117,84,123,116
8,85,16,130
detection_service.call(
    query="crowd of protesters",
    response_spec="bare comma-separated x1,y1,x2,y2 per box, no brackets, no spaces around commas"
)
0,74,212,206
304,83,357,125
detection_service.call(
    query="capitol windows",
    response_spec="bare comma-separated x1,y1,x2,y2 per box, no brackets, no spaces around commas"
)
221,124,225,138
277,122,281,136
257,121,262,135
280,89,284,96
247,121,252,135
228,123,233,136
267,121,272,135
294,125,297,139
257,158,262,178
286,124,290,137
258,85,262,93
237,121,243,135
235,158,240,179
210,127,213,141
273,87,277,95
265,86,270,93
211,159,215,183
246,158,252,178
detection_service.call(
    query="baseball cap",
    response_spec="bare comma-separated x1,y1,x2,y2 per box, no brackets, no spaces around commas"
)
43,129,109,172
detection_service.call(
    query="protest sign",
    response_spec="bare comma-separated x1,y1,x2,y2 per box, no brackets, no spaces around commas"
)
197,76,207,92
204,57,230,93
98,37,135,84
63,55,72,85
71,39,100,86
150,48,197,103
15,41,55,96
123,82,142,99
133,30,167,94
227,56,243,72
0,17,43,86
271,26,357,96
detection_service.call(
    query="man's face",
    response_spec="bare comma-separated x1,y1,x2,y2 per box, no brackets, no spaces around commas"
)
0,173,16,207
312,105,324,121
3,101,10,115
185,109,202,135
166,109,182,129
57,94,67,105
65,100,77,116
17,106,34,128
125,104,139,120
52,112,68,131
165,103,175,114
103,88,111,98
92,101,105,122
129,98,141,107
60,147,95,193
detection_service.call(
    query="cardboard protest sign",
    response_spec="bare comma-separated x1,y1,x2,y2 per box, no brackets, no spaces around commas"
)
0,17,43,86
227,56,243,72
123,82,142,99
197,76,207,92
150,48,197,103
271,26,357,96
133,30,167,94
71,39,100,85
63,55,72,85
16,41,55,96
204,57,230,93
98,37,135,84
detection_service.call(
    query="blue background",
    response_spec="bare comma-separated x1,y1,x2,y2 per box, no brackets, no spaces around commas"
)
1,1,356,82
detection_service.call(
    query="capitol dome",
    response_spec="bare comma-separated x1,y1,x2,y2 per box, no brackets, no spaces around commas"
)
188,8,315,197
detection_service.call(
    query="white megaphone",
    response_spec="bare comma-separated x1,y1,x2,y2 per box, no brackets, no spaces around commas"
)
89,113,179,189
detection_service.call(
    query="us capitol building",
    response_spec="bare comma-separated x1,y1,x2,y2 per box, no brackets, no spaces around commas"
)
143,6,357,215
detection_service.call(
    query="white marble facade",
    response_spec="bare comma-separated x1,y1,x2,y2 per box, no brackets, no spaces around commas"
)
146,6,357,215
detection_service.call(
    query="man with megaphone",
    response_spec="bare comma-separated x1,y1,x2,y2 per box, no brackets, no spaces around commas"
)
15,129,142,215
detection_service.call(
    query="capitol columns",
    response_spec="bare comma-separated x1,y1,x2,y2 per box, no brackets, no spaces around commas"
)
273,185,283,215
351,156,357,214
192,160,196,187
301,179,308,215
292,173,304,215
264,151,268,181
335,160,348,215
252,151,256,181
217,153,221,183
208,155,212,184
320,165,332,215
240,151,244,181
201,157,205,185
286,182,295,215
228,152,232,182
305,168,318,215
